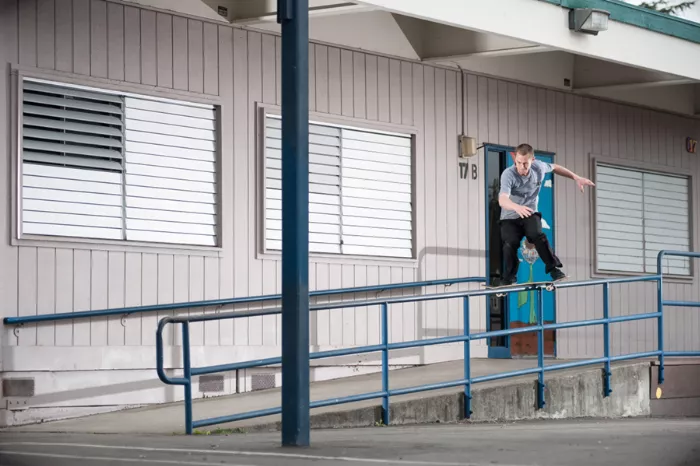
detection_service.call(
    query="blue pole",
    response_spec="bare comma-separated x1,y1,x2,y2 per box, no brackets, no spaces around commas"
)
536,288,545,409
278,0,310,447
182,322,193,435
602,283,611,397
463,297,472,419
656,252,665,385
381,303,390,425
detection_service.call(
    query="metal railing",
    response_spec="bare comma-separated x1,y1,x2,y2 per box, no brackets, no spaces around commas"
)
2,276,485,326
155,250,700,434
656,250,700,371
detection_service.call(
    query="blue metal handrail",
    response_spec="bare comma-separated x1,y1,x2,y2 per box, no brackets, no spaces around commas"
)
656,250,700,371
153,247,700,436
2,276,485,326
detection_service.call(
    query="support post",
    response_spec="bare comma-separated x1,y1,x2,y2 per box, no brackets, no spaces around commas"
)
278,0,310,448
463,297,472,419
602,283,612,397
536,288,546,409
381,302,390,426
182,322,193,435
656,256,665,385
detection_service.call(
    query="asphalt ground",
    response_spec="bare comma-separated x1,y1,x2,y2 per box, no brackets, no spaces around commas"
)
0,417,698,466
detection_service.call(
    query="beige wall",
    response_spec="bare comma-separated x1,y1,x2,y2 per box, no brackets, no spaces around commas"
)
1,0,699,381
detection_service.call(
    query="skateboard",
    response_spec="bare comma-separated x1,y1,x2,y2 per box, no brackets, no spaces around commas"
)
481,276,569,297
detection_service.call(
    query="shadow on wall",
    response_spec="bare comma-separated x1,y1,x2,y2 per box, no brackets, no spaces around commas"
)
303,246,485,367
414,246,486,364
1,248,486,411
4,376,179,408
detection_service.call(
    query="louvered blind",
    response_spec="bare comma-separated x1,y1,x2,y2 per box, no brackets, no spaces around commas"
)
20,78,218,247
21,80,125,240
340,127,412,258
595,164,691,276
264,114,413,259
264,115,342,254
123,97,217,246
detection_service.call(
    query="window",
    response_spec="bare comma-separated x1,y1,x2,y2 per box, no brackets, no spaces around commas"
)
595,163,691,276
263,113,413,259
20,78,218,247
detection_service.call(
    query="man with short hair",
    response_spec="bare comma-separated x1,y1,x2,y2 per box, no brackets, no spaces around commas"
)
498,143,595,285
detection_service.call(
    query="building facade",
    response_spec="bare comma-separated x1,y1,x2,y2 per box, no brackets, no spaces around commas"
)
0,0,699,426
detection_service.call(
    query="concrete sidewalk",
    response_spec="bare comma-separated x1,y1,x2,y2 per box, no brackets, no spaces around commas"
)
1,418,698,466
3,358,652,435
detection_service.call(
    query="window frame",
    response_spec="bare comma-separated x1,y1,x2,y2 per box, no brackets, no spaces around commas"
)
10,66,225,257
255,103,420,267
590,154,695,282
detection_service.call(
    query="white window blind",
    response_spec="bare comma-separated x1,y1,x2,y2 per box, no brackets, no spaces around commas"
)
21,80,125,240
123,97,217,246
264,114,413,259
595,163,691,276
20,78,218,247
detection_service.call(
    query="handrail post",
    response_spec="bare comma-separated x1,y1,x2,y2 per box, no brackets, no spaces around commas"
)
463,296,472,419
156,320,166,384
381,302,390,426
536,287,545,409
656,251,665,385
182,322,193,435
602,283,611,397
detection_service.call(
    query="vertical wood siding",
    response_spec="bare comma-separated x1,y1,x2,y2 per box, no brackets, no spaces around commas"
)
0,0,18,363
0,0,698,364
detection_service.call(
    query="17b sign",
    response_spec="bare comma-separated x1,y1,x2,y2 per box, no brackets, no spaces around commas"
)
459,161,478,180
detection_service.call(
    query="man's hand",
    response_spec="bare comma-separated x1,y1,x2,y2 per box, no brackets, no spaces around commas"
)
499,193,533,218
513,205,534,218
552,163,596,193
574,175,595,193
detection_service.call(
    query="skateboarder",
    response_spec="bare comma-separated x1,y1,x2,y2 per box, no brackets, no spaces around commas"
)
498,143,595,286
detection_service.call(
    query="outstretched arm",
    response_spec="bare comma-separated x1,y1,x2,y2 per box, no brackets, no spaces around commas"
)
551,163,595,193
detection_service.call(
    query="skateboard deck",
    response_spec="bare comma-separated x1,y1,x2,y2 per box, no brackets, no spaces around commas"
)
481,277,569,296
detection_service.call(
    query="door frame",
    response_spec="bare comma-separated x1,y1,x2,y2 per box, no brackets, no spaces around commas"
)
484,145,510,358
483,144,559,359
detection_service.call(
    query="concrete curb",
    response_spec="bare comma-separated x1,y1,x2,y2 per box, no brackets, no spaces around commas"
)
233,362,650,433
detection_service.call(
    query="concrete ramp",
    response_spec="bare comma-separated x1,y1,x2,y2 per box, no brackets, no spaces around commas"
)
3,359,652,435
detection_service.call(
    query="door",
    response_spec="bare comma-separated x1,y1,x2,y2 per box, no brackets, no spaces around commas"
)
505,152,556,357
485,148,510,358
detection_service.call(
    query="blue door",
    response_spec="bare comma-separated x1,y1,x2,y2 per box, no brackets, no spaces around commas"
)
505,152,556,357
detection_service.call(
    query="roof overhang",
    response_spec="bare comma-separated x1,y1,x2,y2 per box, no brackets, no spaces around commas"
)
119,0,700,115
353,0,700,82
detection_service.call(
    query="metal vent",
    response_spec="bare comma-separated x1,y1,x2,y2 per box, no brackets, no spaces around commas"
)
198,375,224,393
2,378,35,397
251,373,275,391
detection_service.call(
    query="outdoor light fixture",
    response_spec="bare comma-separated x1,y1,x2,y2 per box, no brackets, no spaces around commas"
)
568,8,610,35
458,135,477,158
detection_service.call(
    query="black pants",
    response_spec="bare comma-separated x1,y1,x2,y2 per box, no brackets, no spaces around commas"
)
500,212,562,281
